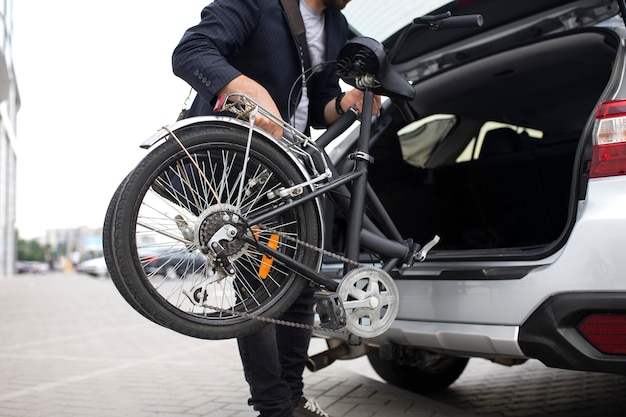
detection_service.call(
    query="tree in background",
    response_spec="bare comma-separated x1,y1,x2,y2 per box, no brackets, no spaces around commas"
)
17,239,50,262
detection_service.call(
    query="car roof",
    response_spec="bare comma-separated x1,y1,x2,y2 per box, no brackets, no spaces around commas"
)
344,0,619,64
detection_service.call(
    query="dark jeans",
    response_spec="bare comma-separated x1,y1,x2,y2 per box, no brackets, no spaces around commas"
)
237,285,315,417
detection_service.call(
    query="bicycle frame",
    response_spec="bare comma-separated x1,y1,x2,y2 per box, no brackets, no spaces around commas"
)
218,90,412,291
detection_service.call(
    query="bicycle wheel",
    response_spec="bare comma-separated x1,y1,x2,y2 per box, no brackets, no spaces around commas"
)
112,124,322,340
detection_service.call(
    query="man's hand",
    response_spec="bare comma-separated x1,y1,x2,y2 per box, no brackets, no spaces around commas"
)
220,75,284,138
324,88,382,125
343,89,382,115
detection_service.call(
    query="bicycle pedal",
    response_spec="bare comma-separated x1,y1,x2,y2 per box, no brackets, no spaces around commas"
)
314,290,346,330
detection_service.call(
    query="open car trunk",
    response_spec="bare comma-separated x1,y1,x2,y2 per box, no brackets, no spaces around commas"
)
332,26,620,258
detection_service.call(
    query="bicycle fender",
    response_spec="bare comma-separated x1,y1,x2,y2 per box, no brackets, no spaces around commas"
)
140,115,314,182
140,115,266,149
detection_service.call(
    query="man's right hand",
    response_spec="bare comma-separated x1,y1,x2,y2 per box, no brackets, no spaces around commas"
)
220,75,284,138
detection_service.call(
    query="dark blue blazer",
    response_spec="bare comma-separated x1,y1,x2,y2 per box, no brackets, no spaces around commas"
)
172,0,349,129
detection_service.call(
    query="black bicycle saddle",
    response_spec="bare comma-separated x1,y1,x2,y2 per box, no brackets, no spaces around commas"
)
336,37,415,101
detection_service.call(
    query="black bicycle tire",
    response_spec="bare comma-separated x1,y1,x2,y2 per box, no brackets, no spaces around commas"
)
112,125,321,340
103,174,161,324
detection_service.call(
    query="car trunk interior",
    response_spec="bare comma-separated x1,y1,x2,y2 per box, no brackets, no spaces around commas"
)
357,28,619,254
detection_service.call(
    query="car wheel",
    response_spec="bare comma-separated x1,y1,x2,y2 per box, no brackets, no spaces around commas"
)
367,348,469,392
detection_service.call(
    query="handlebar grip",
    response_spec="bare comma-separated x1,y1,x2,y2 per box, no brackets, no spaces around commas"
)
438,14,484,29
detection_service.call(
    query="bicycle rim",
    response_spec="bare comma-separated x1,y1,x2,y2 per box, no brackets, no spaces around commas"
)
111,125,321,339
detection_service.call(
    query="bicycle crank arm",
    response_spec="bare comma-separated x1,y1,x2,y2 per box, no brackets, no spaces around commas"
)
342,297,379,310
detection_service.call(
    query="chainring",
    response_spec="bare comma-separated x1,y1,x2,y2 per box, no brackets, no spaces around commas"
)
337,266,400,338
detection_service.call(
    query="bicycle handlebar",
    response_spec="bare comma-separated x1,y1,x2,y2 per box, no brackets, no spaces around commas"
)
413,12,484,29
388,12,484,63
435,14,484,29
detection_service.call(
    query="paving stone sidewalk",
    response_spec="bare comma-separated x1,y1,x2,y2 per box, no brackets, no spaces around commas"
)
0,272,474,417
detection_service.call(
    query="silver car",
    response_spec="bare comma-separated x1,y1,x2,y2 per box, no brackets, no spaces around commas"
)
313,0,626,392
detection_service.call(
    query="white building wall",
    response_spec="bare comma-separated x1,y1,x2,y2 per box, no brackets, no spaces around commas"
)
0,0,19,278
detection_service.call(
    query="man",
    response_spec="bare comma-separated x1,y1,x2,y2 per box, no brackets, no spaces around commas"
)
172,1,379,416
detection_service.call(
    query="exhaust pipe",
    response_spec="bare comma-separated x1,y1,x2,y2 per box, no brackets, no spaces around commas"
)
306,343,351,372
306,340,372,372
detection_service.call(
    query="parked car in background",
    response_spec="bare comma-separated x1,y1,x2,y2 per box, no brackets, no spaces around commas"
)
139,246,207,279
77,257,110,278
16,261,49,274
312,0,626,393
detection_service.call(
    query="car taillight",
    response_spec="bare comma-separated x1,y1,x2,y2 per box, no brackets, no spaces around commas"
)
590,100,626,178
577,314,626,355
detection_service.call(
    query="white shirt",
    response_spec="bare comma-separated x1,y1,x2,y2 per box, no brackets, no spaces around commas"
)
292,0,326,133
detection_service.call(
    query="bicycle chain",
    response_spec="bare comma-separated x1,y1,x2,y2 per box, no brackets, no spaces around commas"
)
200,222,372,335
256,223,365,269
201,301,350,335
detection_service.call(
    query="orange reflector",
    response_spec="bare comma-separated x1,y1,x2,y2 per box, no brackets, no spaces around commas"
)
258,234,279,279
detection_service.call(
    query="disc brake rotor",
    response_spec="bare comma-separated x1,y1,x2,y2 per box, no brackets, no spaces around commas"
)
337,266,399,338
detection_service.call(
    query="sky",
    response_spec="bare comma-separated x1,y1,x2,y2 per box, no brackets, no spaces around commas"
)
12,1,209,239
11,0,443,240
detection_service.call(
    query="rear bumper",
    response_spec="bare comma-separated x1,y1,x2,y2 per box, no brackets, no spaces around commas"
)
518,292,626,375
